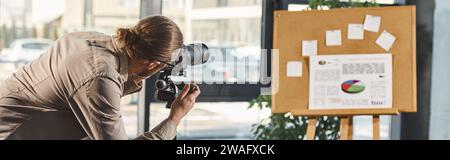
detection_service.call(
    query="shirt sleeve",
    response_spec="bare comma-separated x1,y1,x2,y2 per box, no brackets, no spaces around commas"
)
69,76,177,140
123,79,177,140
134,118,177,140
70,76,128,140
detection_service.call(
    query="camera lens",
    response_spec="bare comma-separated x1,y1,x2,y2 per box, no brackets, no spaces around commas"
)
155,80,168,90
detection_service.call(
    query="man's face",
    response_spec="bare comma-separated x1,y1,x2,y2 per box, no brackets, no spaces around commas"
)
128,58,167,80
128,49,180,80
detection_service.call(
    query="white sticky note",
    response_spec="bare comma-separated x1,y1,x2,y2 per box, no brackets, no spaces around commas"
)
376,30,396,51
302,40,318,56
326,30,342,46
348,24,364,40
287,61,302,77
364,15,382,32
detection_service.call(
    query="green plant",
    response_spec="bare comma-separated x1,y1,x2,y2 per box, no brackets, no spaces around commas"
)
249,0,380,140
308,0,379,10
248,95,307,140
248,95,340,140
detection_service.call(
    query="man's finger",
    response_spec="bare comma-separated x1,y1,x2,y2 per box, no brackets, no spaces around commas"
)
192,84,201,95
185,84,201,100
177,84,190,100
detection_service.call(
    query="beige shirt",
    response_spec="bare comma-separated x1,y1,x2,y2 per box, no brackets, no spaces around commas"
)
0,32,176,140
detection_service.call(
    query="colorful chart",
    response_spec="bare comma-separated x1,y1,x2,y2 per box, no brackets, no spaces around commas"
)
341,80,366,94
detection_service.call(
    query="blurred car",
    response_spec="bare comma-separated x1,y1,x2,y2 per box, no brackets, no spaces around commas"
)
0,38,53,62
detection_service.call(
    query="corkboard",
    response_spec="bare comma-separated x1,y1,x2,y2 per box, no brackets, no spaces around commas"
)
272,6,416,116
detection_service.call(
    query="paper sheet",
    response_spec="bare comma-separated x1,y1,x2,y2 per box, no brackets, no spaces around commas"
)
302,40,318,56
348,24,364,40
287,61,302,77
364,15,382,32
326,30,342,46
309,54,393,110
376,30,396,51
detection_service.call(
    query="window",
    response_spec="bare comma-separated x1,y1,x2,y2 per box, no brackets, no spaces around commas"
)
193,0,262,8
0,0,141,138
288,0,400,11
163,0,262,84
159,0,268,140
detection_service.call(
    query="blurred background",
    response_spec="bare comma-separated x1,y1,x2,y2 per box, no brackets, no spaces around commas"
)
1,0,447,140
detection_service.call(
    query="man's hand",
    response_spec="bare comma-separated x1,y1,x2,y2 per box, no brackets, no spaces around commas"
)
168,84,201,126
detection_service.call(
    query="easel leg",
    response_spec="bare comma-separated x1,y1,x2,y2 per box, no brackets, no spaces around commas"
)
340,116,353,140
306,117,317,140
373,115,381,140
348,116,353,140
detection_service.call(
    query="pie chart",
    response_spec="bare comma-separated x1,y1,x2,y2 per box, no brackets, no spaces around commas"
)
341,80,365,94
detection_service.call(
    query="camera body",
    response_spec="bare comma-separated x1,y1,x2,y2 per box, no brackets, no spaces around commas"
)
155,43,209,108
155,68,185,108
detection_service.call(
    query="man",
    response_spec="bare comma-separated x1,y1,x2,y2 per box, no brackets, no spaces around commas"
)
0,16,200,140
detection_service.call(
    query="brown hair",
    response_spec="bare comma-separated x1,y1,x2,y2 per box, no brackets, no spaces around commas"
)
116,16,183,62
